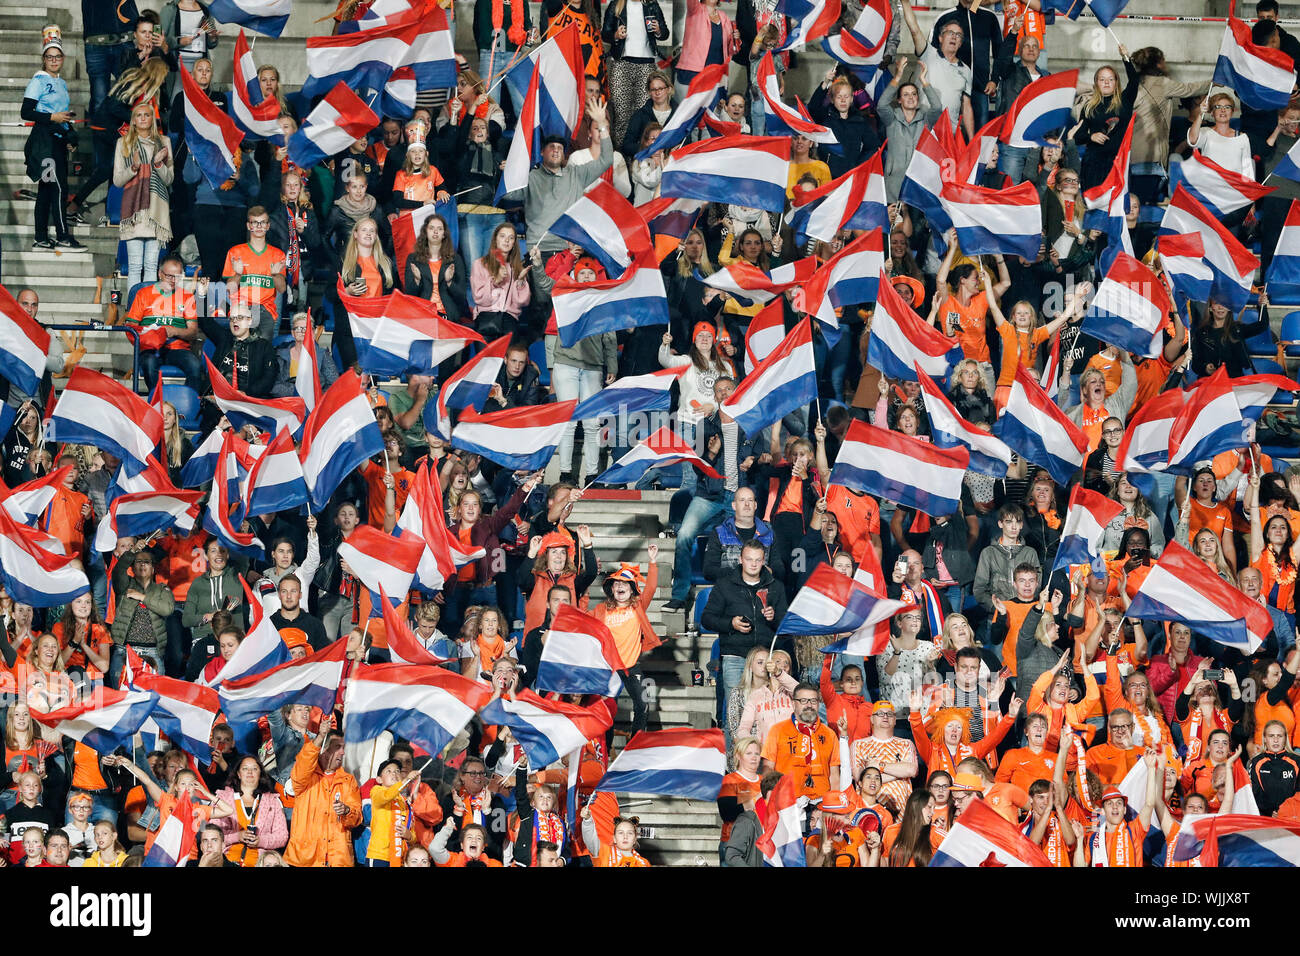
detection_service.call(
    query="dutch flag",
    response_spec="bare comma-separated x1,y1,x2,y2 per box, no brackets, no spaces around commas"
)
1127,543,1272,655
1159,185,1259,310
552,251,671,349
1179,149,1275,218
786,149,888,245
1172,814,1300,867
755,52,840,152
219,638,348,726
1051,485,1125,576
229,30,281,142
1155,232,1215,304
344,662,494,758
1166,367,1252,474
202,428,265,557
1266,200,1300,295
1081,251,1174,359
778,563,906,638
802,228,886,329
755,774,807,867
829,419,969,517
941,179,1043,261
930,797,1052,867
901,120,955,235
287,83,380,170
45,366,164,477
637,195,709,241
298,371,388,512
593,425,722,486
865,267,962,381
549,179,654,279
451,400,577,472
208,0,291,37
994,364,1088,487
718,317,818,434
915,364,1012,477
0,282,50,397
204,355,306,439
660,134,792,213
573,365,689,421
501,24,586,196
776,0,842,52
1214,16,1297,111
594,728,727,801
341,283,484,378
635,63,728,160
92,488,202,554
30,688,159,754
395,463,485,595
129,672,221,758
535,603,627,698
1000,70,1079,148
744,300,787,375
203,578,290,688
337,524,425,616
702,256,818,308
240,427,308,519
424,336,510,443
479,690,616,769
180,60,245,190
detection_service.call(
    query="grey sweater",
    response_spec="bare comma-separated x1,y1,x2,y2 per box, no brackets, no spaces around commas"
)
505,132,614,253
973,540,1040,609
723,809,764,867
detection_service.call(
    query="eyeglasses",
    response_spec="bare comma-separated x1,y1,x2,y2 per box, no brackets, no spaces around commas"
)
1059,178,1079,186
1102,427,1123,436
792,697,819,705
248,220,269,227
929,783,951,791
462,769,487,777
1110,723,1134,731
1211,104,1233,111
649,85,668,93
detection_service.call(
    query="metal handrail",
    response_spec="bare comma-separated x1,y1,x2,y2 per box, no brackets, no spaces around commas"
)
43,323,141,394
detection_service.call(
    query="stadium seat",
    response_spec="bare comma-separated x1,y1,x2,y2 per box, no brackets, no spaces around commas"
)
125,282,149,311
530,338,549,387
1254,358,1286,377
693,585,714,635
273,333,295,349
1280,311,1300,357
163,384,202,431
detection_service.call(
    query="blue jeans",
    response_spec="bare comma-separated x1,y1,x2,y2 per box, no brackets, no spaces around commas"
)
672,494,729,600
460,211,506,273
1269,606,1296,657
970,88,991,132
125,238,160,290
84,43,125,120
478,46,529,117
998,144,1031,185
551,363,606,479
635,419,698,495
141,347,204,394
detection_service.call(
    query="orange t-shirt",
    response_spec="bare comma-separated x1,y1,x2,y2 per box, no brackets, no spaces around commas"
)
456,526,477,582
996,598,1036,677
995,324,1050,388
42,486,89,559
361,460,414,528
718,771,761,843
995,746,1060,793
358,256,383,297
71,742,109,791
1188,498,1232,542
1254,550,1297,615
1132,354,1174,414
825,486,880,567
1079,403,1109,454
777,476,805,516
223,242,286,317
1084,351,1121,397
126,283,197,350
941,292,991,363
143,794,212,860
393,168,444,205
601,604,641,671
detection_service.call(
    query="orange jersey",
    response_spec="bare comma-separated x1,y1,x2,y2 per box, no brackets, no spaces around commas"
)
223,242,286,317
995,324,1050,388
824,486,880,566
41,486,89,559
361,460,414,528
940,292,991,363
995,746,1062,793
393,168,443,204
762,718,840,800
718,771,761,843
126,283,197,350
850,735,918,810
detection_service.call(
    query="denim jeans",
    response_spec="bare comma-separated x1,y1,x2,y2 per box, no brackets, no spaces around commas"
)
140,347,204,394
719,654,747,737
998,144,1031,184
671,494,729,600
459,211,506,272
551,363,606,479
970,88,991,132
478,46,529,118
126,238,160,290
84,43,125,120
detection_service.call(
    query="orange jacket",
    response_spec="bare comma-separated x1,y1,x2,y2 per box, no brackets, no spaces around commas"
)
589,563,662,667
284,741,363,867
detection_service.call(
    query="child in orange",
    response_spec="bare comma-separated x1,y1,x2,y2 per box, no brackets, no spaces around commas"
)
590,548,662,734
986,278,1072,411
430,820,503,867
581,808,651,867
467,607,515,680
391,139,449,211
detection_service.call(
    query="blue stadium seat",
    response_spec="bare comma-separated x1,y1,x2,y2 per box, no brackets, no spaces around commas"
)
1280,311,1300,357
125,281,149,310
163,384,202,430
202,339,215,362
691,534,708,585
1253,357,1286,379
529,338,549,387
693,585,714,634
272,333,295,349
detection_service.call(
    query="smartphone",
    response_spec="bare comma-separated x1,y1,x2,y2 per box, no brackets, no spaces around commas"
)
246,825,258,836
1203,669,1224,682
895,557,909,576
738,616,752,629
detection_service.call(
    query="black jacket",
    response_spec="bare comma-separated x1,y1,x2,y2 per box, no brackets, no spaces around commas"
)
487,364,544,411
403,252,470,324
620,97,675,159
456,139,505,206
808,86,880,179
1073,58,1140,191
992,31,1051,116
266,201,329,280
601,0,669,60
929,4,1002,88
702,566,789,659
200,316,278,399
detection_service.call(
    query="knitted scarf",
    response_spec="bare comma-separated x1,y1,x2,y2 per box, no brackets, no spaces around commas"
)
492,0,527,47
333,190,376,222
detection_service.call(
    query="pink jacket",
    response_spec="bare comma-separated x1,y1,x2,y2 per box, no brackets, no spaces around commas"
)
1147,653,1208,720
677,0,735,75
470,258,532,318
214,787,289,855
738,672,799,747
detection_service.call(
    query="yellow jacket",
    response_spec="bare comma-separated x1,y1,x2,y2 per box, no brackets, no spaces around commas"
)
285,740,363,867
366,780,411,867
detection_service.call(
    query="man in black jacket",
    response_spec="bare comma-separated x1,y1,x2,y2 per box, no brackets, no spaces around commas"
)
702,540,790,716
487,341,544,411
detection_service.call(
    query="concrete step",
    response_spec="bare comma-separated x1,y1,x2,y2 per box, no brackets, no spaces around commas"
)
4,249,115,278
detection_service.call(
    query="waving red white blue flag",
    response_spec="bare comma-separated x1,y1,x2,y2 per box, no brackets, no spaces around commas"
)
451,400,577,472
745,300,787,375
502,24,586,195
702,256,818,308
338,524,424,616
779,563,906,640
901,120,955,235
593,425,722,486
342,284,484,377
802,228,885,329
1051,485,1125,576
296,317,324,415
1155,232,1215,303
866,268,962,381
1179,149,1275,218
548,178,654,279
0,506,89,606
31,688,159,754
660,134,792,213
1083,118,1134,264
1268,200,1300,293
303,17,406,101
941,179,1042,260
479,690,615,769
1215,16,1296,110
1081,251,1173,359
1000,70,1078,148
298,371,386,512
535,603,627,697
208,0,291,37
1165,367,1253,474
719,318,818,434
130,672,220,758
92,487,202,554
1128,543,1271,654
424,336,509,442
395,463,484,594
595,728,727,800
0,283,50,397
916,365,1012,478
1160,185,1259,311
777,0,841,51
552,251,670,348
143,792,195,867
756,774,807,867
994,364,1088,487
756,52,839,152
635,63,728,160
203,429,265,557
240,427,308,518
822,0,890,64
573,365,688,421
230,29,282,141
1172,814,1300,867
205,355,306,438
219,639,347,725
180,60,245,190
45,366,164,477
203,578,290,688
830,419,969,518
637,195,708,240
930,796,1051,867
288,83,379,170
786,150,887,244
345,662,494,758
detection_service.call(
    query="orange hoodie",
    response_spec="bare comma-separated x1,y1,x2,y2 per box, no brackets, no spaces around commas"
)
284,740,363,867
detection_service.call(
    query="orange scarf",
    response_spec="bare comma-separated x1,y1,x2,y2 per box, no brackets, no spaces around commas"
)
493,0,528,46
